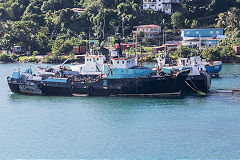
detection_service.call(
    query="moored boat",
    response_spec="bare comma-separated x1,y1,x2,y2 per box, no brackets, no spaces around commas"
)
156,53,212,94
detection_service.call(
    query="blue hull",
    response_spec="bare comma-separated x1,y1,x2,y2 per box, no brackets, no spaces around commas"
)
205,64,222,74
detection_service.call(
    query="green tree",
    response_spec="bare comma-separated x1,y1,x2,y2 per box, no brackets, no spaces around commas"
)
201,46,221,61
216,7,240,32
171,11,185,29
169,45,193,59
191,20,199,28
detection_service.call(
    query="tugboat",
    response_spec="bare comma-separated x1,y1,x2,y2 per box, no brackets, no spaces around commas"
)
7,41,192,97
7,58,190,97
177,56,222,77
156,52,211,94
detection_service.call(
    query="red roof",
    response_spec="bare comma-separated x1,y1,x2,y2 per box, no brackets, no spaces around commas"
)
134,24,161,28
86,55,104,58
112,57,135,61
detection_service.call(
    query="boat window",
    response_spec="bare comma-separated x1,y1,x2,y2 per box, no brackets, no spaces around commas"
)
87,58,89,61
90,58,92,61
122,61,124,64
117,61,119,64
111,60,113,64
97,58,99,61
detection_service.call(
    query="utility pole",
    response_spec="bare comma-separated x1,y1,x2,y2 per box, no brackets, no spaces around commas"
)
162,19,165,45
122,17,125,39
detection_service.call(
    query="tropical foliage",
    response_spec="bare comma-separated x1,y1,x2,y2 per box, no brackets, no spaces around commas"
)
0,0,239,62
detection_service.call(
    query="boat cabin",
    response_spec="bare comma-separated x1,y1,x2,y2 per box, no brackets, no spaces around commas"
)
111,57,136,69
70,55,105,75
177,58,190,66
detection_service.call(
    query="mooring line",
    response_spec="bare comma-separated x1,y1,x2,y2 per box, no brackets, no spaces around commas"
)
222,66,240,77
185,81,206,96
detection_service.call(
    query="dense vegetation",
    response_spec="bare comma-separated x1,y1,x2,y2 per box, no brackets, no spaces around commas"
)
0,0,239,62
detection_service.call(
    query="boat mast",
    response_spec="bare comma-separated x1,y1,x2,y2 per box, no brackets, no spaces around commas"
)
135,32,138,65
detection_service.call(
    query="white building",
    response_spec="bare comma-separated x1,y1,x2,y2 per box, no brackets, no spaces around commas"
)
132,24,162,41
142,0,180,15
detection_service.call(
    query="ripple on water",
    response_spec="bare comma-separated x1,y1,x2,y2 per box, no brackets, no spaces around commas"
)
0,63,240,158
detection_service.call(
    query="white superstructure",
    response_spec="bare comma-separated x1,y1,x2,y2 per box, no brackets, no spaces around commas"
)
142,0,180,15
70,55,106,75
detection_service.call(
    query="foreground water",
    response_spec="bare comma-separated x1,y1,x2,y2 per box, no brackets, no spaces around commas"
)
0,63,240,158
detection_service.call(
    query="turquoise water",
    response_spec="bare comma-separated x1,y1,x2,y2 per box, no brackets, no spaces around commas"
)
1,63,240,158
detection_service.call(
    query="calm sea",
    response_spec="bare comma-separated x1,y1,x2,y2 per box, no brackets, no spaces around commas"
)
0,63,240,158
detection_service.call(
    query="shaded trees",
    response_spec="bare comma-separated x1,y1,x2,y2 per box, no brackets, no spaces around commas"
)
171,11,185,29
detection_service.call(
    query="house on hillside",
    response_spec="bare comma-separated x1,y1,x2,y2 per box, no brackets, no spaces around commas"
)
142,0,180,15
152,43,180,54
181,28,226,48
114,43,136,51
132,25,162,42
71,8,86,15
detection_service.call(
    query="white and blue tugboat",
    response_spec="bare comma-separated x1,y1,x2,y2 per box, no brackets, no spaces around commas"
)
7,47,193,97
178,56,222,76
156,53,212,94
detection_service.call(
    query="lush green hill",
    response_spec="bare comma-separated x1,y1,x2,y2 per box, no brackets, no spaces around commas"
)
0,0,239,55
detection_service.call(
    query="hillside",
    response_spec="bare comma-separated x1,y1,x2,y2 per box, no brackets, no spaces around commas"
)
0,0,239,55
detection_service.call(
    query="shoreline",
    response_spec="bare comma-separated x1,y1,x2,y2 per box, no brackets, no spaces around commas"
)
1,60,240,65
1,53,240,64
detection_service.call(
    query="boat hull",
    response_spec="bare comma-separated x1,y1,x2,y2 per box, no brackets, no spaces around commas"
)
180,71,211,93
8,72,211,96
8,75,186,96
205,64,222,74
